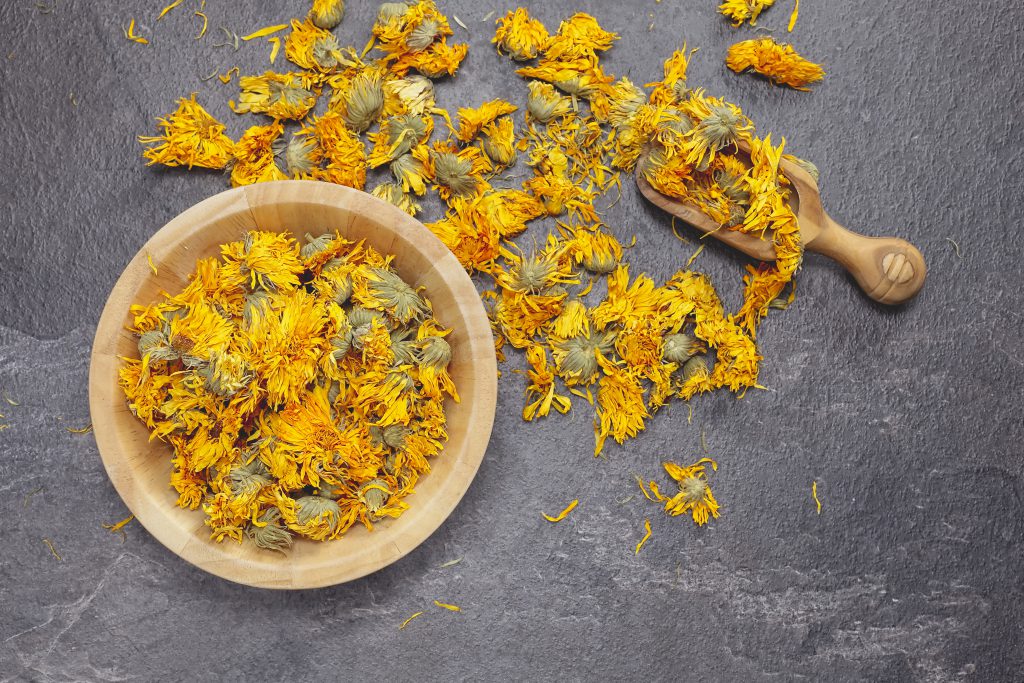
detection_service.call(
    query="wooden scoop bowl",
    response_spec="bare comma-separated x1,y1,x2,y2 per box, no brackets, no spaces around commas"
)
636,148,926,305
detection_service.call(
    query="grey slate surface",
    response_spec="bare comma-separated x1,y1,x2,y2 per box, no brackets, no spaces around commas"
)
1,0,1022,681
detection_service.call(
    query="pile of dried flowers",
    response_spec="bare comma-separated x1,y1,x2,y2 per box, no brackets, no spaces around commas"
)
134,1,832,531
120,230,456,550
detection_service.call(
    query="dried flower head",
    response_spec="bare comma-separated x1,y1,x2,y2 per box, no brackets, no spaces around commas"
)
310,0,345,30
432,150,478,196
662,332,699,364
526,81,572,123
360,479,391,513
139,94,235,170
481,117,517,167
232,72,317,120
726,37,825,90
417,335,451,369
285,133,320,175
493,8,550,61
342,71,385,132
246,508,293,552
367,267,426,322
391,152,430,195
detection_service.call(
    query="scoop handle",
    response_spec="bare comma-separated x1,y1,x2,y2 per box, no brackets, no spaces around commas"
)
807,213,926,305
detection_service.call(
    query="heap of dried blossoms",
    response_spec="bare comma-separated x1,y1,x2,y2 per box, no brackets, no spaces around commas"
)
138,5,822,527
120,230,457,549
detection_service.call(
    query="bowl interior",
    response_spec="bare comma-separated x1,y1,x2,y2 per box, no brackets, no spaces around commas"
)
89,180,496,589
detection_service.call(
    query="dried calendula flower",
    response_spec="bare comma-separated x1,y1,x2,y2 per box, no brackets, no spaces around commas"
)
493,8,549,61
231,72,317,120
139,94,235,170
309,0,345,30
391,151,430,195
371,182,422,216
726,37,825,90
526,81,572,123
718,0,776,27
285,18,347,71
432,150,478,197
552,332,614,385
382,74,435,116
368,113,430,166
284,133,320,176
662,332,699,364
522,344,571,420
648,457,720,526
308,111,368,188
454,99,517,143
480,117,517,167
230,122,288,187
681,355,709,383
365,267,426,322
360,479,392,513
341,70,385,132
247,507,293,552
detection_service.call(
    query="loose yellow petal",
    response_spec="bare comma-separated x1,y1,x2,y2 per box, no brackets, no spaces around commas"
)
217,66,239,84
812,481,822,514
542,498,579,522
685,243,705,267
146,252,158,275
124,18,149,45
157,0,182,20
268,36,281,64
788,0,800,31
433,600,461,612
399,611,424,629
43,538,62,561
103,514,135,543
194,11,208,39
65,423,93,434
635,475,657,502
241,24,289,41
635,518,652,554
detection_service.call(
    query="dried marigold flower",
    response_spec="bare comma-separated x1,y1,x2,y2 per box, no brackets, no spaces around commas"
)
285,133,320,176
382,74,435,116
246,508,293,552
726,37,824,90
371,182,421,216
340,70,385,132
432,150,478,197
231,122,288,187
522,344,571,421
480,117,517,167
525,81,572,123
368,113,430,166
391,151,430,195
493,8,550,61
310,0,345,30
662,333,699,365
654,458,720,526
454,99,517,143
718,0,776,27
139,94,235,170
231,72,316,120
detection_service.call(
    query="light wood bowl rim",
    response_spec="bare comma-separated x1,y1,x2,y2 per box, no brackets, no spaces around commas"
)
88,180,497,589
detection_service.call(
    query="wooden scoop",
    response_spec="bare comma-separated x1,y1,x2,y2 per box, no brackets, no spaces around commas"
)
636,148,926,305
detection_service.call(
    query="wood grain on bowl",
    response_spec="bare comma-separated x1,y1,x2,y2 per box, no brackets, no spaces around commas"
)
89,180,497,589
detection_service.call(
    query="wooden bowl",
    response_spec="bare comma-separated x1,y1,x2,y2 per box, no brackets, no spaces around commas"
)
89,180,497,589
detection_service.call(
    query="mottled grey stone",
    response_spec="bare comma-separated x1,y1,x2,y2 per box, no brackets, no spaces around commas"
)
0,0,1022,681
